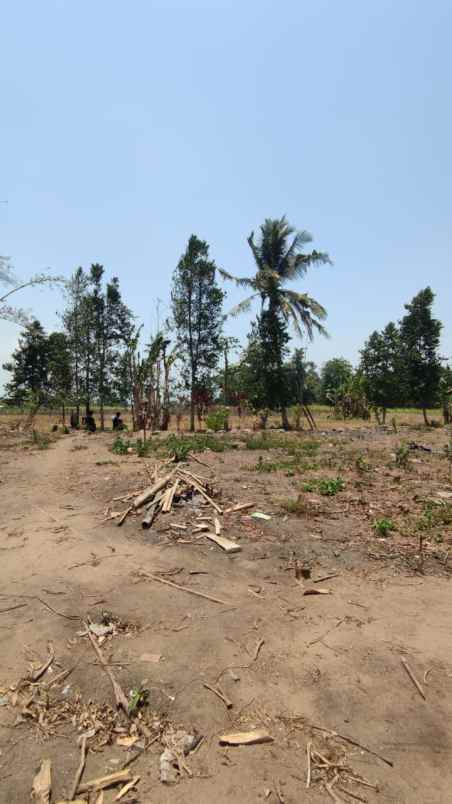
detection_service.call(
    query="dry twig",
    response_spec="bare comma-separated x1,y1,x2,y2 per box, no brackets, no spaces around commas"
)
70,735,87,800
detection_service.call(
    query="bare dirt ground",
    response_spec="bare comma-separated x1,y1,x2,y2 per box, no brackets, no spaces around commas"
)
1,416,452,803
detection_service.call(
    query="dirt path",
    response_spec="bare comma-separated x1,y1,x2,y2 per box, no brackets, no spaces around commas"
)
1,432,452,802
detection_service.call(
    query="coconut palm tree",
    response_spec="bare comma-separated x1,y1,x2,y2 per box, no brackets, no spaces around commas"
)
221,217,330,428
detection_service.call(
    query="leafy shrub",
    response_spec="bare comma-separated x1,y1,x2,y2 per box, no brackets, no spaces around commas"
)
318,477,345,496
395,442,410,469
111,436,129,455
374,518,395,537
32,430,51,450
206,406,230,432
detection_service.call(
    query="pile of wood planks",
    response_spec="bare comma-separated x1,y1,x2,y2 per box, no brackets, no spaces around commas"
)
132,466,222,530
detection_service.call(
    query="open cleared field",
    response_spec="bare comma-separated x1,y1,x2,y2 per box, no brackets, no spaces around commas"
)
0,413,451,802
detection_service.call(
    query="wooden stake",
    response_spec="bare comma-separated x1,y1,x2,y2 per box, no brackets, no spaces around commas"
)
401,657,426,700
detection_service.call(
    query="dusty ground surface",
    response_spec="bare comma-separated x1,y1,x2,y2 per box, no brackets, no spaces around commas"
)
1,416,452,803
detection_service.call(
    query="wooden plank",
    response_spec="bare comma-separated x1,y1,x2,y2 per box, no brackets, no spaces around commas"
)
204,532,242,554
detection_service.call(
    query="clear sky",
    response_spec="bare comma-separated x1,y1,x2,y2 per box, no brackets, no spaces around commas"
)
1,0,451,387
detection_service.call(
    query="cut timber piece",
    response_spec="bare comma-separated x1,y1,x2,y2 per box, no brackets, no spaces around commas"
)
78,769,132,794
162,479,179,513
204,532,242,554
133,472,175,510
214,517,222,535
224,502,254,514
251,512,271,521
219,730,273,746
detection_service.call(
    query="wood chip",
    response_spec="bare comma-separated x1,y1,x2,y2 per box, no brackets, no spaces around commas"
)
204,532,242,553
303,587,332,596
219,730,273,746
31,759,52,803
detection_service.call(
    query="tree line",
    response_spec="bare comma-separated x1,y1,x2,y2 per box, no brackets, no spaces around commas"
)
2,219,450,429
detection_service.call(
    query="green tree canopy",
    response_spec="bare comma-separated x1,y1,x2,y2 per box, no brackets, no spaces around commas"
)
399,287,442,423
321,357,353,404
171,235,225,431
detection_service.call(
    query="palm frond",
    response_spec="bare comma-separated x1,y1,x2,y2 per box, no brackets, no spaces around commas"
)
280,290,329,340
219,267,257,291
227,294,259,318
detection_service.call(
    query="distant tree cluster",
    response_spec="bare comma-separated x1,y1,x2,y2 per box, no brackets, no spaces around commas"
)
321,288,447,424
3,265,134,425
5,219,448,432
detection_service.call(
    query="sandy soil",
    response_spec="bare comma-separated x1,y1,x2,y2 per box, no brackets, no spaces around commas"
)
0,422,452,803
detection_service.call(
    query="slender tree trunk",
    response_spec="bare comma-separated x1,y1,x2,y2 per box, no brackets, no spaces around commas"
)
382,407,387,424
281,405,290,431
224,348,229,405
423,407,429,426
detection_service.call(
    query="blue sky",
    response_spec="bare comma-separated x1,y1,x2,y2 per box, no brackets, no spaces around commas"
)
1,0,451,386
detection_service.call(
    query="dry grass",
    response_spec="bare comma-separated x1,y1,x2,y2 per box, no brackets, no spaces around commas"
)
0,404,442,437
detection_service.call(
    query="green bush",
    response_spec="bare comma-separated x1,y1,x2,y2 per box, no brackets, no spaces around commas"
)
111,435,129,455
374,518,395,537
206,406,230,432
318,477,345,496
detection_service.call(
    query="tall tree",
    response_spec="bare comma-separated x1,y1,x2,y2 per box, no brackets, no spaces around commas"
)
321,357,353,404
62,267,90,420
62,265,133,424
399,287,442,424
47,332,72,423
360,323,403,421
89,265,133,429
2,320,50,405
172,235,225,431
221,216,330,429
